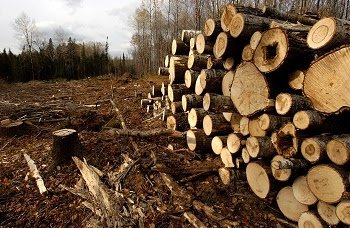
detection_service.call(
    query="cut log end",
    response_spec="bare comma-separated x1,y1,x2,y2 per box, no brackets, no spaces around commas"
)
220,147,234,168
221,4,237,32
271,155,292,182
301,138,323,163
211,136,225,155
326,138,350,165
203,115,213,136
223,57,235,71
250,31,262,50
336,200,350,225
186,130,197,151
288,70,305,90
317,201,340,226
218,167,231,185
227,133,242,154
307,17,336,50
246,161,272,199
242,147,250,164
292,176,318,206
298,211,326,228
230,13,244,38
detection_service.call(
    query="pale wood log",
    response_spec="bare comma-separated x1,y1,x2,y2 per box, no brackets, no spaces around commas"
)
184,70,200,89
196,33,214,54
326,135,350,165
188,54,209,71
229,13,270,39
276,186,309,222
292,175,318,206
24,153,47,195
213,32,237,59
186,129,213,151
158,67,169,76
171,101,183,114
227,133,244,154
231,62,274,116
248,115,267,137
261,5,317,25
188,108,209,128
168,84,192,102
222,71,234,97
218,167,246,185
276,93,312,116
172,39,189,55
181,30,201,43
211,135,228,155
288,70,305,91
246,160,278,199
303,45,350,114
51,129,81,165
301,135,333,164
250,31,262,50
271,155,293,182
230,112,242,133
246,136,275,158
307,17,350,50
169,56,188,84
220,147,235,168
182,94,203,112
207,56,223,70
242,45,254,61
203,114,232,136
307,164,349,204
239,116,250,136
298,211,327,228
167,113,188,131
221,4,237,32
317,201,340,226
203,93,235,112
200,69,226,93
241,147,250,164
195,74,205,95
223,57,235,70
222,112,232,122
204,18,221,37
258,113,291,132
106,127,184,138
335,197,350,225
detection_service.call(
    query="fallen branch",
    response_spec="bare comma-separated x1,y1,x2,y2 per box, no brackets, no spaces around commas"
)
23,153,47,195
105,127,185,138
183,211,208,228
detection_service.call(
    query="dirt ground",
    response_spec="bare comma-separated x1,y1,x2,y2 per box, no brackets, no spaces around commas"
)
0,75,288,227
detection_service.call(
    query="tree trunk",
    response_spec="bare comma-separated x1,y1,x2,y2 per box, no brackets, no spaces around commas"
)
276,186,309,222
184,70,200,89
168,84,193,102
211,135,228,155
182,94,203,112
262,5,317,25
169,56,188,84
246,136,275,158
227,133,244,154
229,13,271,39
188,108,209,128
204,18,221,37
186,129,213,151
51,129,82,165
161,82,169,96
303,45,350,114
275,93,312,116
172,39,190,55
181,30,201,44
203,114,232,136
206,56,223,70
308,164,349,204
200,69,226,93
171,101,183,114
231,62,275,116
213,32,239,59
221,4,237,32
167,113,188,131
292,175,318,206
158,67,169,76
203,93,236,112
152,85,162,97
188,54,209,71
258,113,291,132
196,33,215,54
326,135,350,165
300,134,332,164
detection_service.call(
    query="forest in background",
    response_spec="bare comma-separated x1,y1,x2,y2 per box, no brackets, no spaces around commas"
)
1,0,349,82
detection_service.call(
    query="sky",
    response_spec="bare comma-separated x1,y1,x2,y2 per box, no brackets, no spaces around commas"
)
0,0,140,57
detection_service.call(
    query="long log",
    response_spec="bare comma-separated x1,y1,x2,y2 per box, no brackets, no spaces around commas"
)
171,101,183,114
211,135,228,155
181,30,201,44
182,94,203,112
168,84,192,102
158,67,169,76
213,32,237,59
231,62,275,116
188,108,209,128
186,129,213,151
172,39,190,55
196,33,214,54
206,56,223,70
184,70,200,89
303,45,350,114
188,54,209,71
246,136,275,158
105,127,184,138
275,93,312,116
169,56,188,84
167,113,188,131
203,114,232,136
200,69,226,93
261,5,317,25
203,93,236,112
227,133,244,154
229,13,270,39
204,18,221,37
258,113,291,132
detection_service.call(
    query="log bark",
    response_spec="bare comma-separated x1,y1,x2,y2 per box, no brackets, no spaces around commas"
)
246,160,278,199
186,129,213,151
161,82,168,96
162,108,172,121
275,93,312,116
326,135,350,165
190,37,196,50
203,114,232,136
169,56,188,84
188,108,209,128
168,84,192,102
303,45,350,114
206,56,223,70
246,136,275,158
195,33,214,54
307,164,349,204
211,135,228,155
307,17,350,50
222,71,234,97
288,70,305,91
261,5,317,25
204,18,221,37
227,133,244,154
158,67,169,76
51,129,81,165
230,112,242,133
188,54,209,71
229,13,270,39
292,176,318,206
223,57,235,70
317,201,340,226
220,147,235,168
184,70,200,89
172,39,190,55
270,20,311,33
250,31,262,50
181,30,201,44
203,93,236,112
276,186,309,222
200,69,226,93
258,113,291,132
231,62,275,116
221,4,237,32
167,113,188,131
182,94,203,112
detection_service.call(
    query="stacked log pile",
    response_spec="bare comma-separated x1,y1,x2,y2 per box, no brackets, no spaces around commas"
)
142,4,350,226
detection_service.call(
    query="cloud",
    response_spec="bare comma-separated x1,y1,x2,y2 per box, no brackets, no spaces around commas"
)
61,0,84,14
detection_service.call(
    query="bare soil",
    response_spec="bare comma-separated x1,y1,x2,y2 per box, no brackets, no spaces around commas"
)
0,75,285,227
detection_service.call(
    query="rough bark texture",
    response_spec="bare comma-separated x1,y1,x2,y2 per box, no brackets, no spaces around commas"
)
203,93,235,112
203,114,232,136
51,129,82,165
186,129,213,151
182,94,203,112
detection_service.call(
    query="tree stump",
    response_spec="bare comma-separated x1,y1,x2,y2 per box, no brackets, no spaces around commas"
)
51,129,81,165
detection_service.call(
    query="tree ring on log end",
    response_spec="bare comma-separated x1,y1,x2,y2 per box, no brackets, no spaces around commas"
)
336,200,350,225
326,139,350,165
230,13,244,38
317,201,340,225
246,162,272,199
292,176,318,206
301,138,322,163
307,17,336,49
